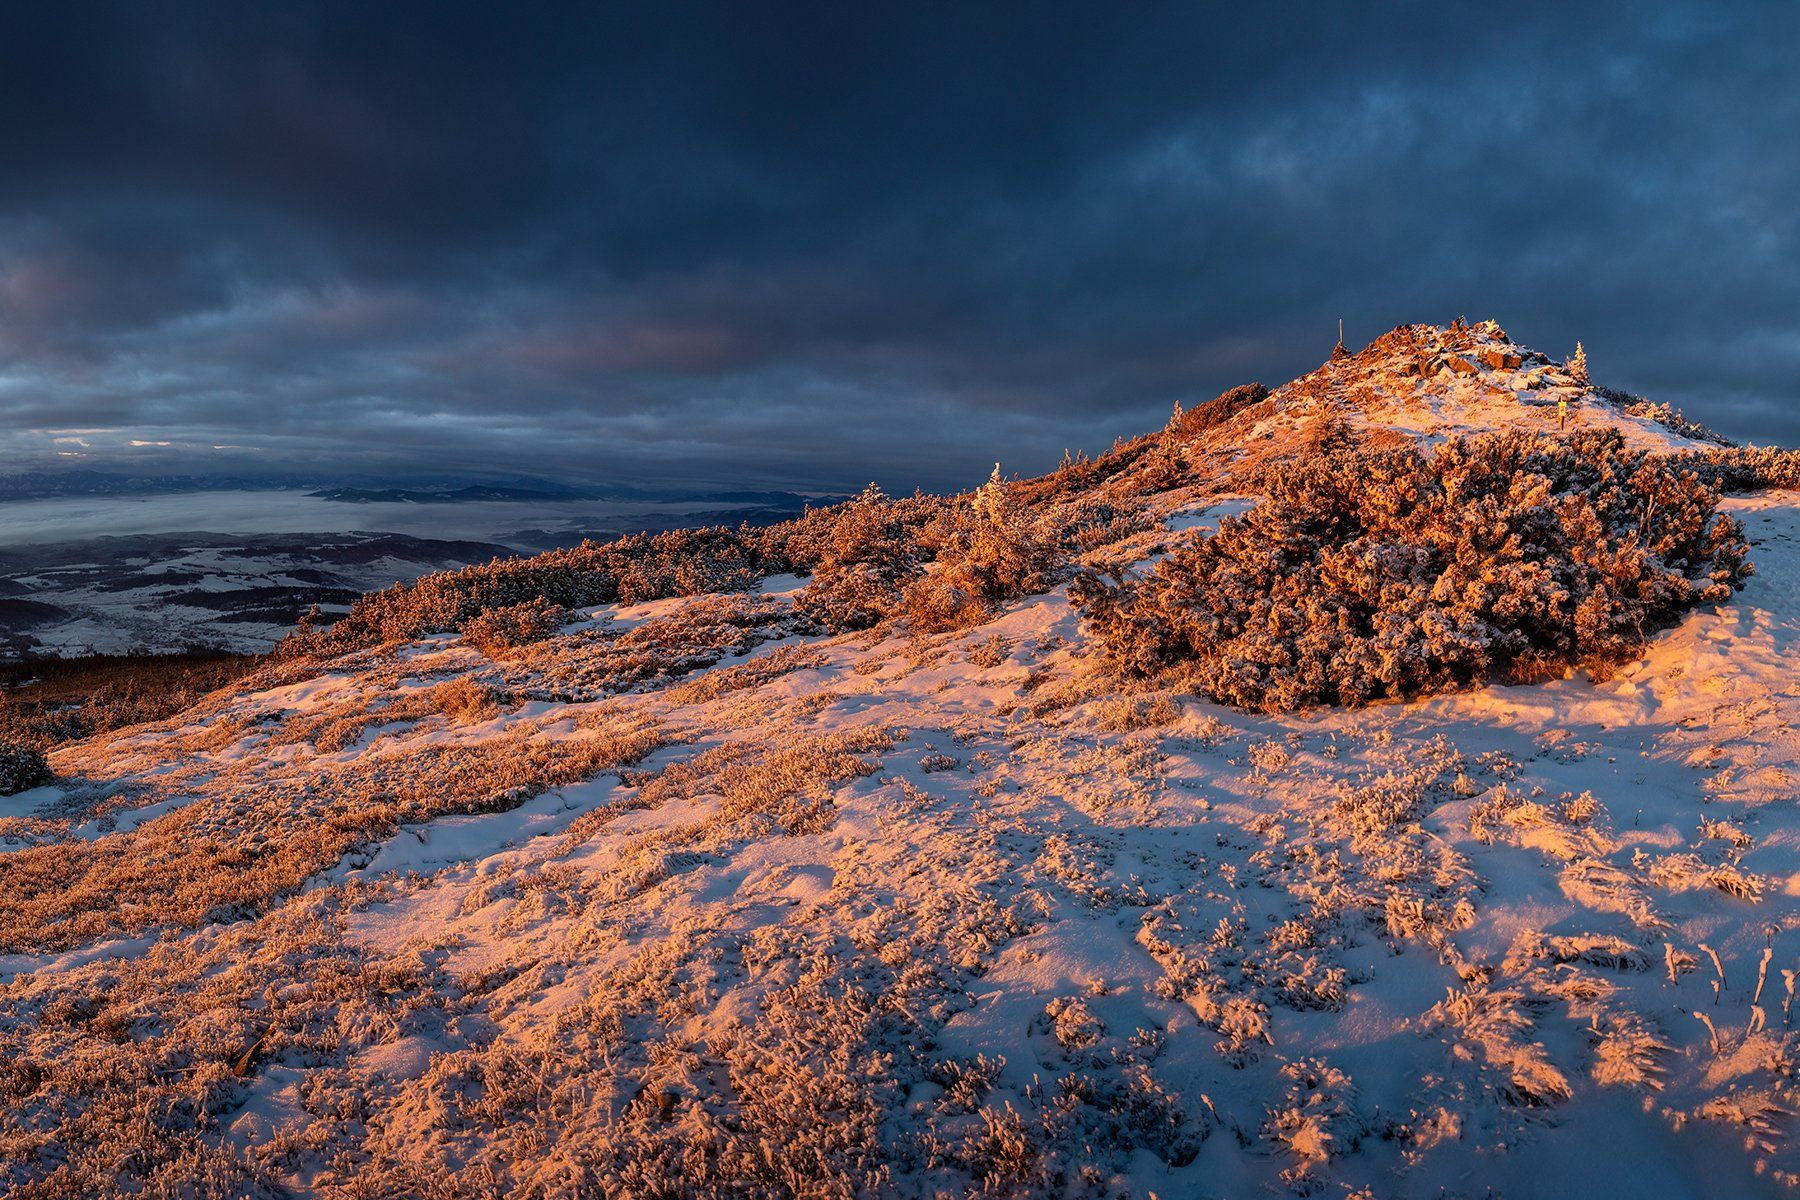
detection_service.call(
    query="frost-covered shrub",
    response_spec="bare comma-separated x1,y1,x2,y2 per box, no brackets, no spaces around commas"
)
461,598,569,657
1262,1058,1368,1171
797,483,922,631
904,466,1059,634
320,525,774,651
1072,430,1751,711
431,677,501,723
1171,382,1270,439
311,490,967,656
0,740,51,796
1609,392,1729,445
1683,445,1800,493
1048,497,1151,555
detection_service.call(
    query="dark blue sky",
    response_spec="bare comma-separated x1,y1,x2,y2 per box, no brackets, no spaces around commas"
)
1,2,1796,492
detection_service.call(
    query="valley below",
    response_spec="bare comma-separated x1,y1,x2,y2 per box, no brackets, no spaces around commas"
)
0,490,821,659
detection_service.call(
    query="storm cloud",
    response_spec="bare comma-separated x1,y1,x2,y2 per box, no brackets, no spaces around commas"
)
2,1,1797,492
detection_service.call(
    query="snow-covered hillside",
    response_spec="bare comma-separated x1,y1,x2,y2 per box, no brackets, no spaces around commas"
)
3,324,1799,1197
1209,319,1725,473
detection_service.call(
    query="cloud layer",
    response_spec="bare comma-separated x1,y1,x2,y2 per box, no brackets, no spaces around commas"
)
2,1,1796,491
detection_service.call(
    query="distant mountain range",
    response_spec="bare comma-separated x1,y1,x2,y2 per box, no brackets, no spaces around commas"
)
0,469,844,508
307,483,830,506
0,470,300,502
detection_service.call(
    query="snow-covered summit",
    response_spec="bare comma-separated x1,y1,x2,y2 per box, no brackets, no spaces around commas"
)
1222,319,1726,457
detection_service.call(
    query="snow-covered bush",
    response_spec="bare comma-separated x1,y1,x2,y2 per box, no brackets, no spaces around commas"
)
1072,430,1751,711
797,483,922,631
461,598,569,657
1170,382,1270,439
1262,1057,1369,1175
1684,445,1800,492
1062,499,1153,553
1607,392,1729,445
0,740,51,796
310,489,967,655
904,466,1059,633
320,525,774,651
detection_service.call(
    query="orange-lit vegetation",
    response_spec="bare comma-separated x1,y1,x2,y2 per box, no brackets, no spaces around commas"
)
1,710,667,953
1073,429,1752,709
7,324,1800,1196
0,651,269,751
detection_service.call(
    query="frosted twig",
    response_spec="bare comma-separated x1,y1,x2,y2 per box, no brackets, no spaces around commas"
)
1693,1009,1721,1055
1753,946,1773,1007
1784,970,1796,1027
1700,943,1726,1003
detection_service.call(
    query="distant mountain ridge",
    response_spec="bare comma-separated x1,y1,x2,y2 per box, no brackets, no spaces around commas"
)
0,469,848,508
307,483,836,506
0,469,297,502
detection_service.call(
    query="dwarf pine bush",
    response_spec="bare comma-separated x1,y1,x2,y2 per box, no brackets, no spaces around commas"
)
0,740,51,796
797,483,922,631
287,488,963,656
904,466,1058,633
461,598,569,657
316,525,776,651
1171,382,1271,439
1684,445,1800,492
1072,430,1751,711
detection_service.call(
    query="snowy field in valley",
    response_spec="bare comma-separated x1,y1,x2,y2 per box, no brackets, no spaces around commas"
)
0,491,813,657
